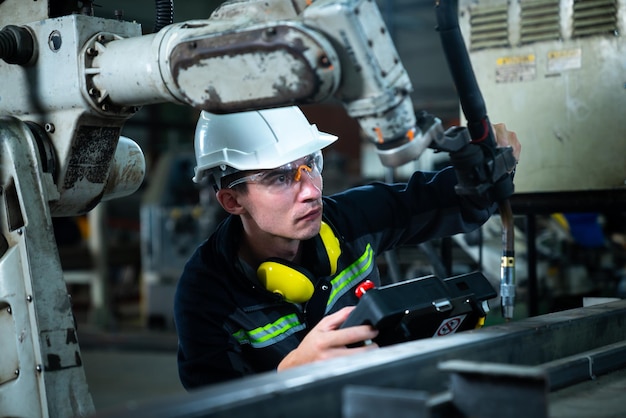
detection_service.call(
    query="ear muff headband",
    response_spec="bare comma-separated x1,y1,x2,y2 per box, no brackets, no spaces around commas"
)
257,221,341,303
319,221,340,275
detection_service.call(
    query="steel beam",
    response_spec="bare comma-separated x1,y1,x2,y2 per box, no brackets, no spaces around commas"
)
96,300,626,418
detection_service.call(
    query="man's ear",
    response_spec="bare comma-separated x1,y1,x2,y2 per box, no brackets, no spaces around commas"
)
216,189,246,215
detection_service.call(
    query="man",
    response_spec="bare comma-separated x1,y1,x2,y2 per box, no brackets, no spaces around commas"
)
174,106,521,389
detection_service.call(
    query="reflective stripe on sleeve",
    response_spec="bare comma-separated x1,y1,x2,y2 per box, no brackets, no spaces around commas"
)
232,313,306,348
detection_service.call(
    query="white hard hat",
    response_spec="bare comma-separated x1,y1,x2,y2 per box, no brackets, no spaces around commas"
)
193,106,338,185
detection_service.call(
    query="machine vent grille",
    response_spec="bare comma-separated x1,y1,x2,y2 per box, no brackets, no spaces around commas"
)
469,4,510,50
520,0,561,44
573,0,618,37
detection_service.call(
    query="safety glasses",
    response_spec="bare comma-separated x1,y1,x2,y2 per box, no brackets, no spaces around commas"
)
227,150,323,192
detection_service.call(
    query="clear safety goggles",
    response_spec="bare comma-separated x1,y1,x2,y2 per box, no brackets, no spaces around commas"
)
227,150,323,192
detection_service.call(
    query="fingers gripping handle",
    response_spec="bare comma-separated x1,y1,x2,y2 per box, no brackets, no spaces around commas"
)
449,142,516,201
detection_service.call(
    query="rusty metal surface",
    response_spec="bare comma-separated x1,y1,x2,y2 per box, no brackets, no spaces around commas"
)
169,24,338,112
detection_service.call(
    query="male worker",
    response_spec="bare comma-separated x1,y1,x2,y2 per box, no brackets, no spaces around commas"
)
174,106,521,389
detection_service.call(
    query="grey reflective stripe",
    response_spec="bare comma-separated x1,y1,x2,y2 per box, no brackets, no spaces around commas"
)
326,244,374,313
232,313,305,348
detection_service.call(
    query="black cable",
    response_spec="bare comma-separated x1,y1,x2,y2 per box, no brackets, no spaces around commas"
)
435,0,493,146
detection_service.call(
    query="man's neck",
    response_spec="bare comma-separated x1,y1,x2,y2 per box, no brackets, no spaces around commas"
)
239,231,302,268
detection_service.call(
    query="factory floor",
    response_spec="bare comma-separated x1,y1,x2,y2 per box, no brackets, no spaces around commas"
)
78,324,185,412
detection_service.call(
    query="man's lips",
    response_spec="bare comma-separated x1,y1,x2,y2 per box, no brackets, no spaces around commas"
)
298,207,322,222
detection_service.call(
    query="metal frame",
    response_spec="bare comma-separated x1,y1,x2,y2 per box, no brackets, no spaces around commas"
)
0,117,95,417
96,299,626,418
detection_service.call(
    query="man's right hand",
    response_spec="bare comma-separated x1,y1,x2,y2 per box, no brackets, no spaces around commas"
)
277,306,379,371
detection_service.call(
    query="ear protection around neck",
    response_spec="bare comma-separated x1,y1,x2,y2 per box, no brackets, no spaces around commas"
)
257,221,340,303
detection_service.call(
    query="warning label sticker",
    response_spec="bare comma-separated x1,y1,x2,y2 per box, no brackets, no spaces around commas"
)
495,54,536,83
547,48,582,73
433,314,467,337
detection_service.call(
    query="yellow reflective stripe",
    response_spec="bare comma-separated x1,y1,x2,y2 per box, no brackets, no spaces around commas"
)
326,244,374,313
232,313,305,348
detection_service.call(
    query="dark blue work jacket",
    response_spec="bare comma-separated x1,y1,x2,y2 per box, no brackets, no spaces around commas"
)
174,167,497,389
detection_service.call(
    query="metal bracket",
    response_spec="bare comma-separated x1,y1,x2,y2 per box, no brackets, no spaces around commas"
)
440,360,549,418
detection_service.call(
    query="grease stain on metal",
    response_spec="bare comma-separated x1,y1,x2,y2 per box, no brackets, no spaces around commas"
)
63,126,119,189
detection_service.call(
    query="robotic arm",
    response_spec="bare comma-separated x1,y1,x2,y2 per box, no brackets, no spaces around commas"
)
1,0,442,216
89,0,435,166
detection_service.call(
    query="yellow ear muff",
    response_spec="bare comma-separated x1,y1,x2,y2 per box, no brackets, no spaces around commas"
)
257,261,315,304
319,221,340,275
256,221,341,304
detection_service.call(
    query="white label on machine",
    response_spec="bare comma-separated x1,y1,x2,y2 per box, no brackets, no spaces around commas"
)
433,314,467,337
495,54,536,83
547,48,582,73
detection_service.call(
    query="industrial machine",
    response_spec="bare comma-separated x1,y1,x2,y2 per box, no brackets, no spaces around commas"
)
459,0,626,194
2,0,621,417
459,0,626,316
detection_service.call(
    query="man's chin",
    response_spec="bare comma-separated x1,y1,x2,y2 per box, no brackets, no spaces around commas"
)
297,219,322,241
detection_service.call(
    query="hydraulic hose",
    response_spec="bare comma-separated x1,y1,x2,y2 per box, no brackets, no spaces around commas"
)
435,0,516,320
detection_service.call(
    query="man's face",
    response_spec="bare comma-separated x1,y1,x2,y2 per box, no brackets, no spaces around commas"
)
219,151,325,242
238,164,324,241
